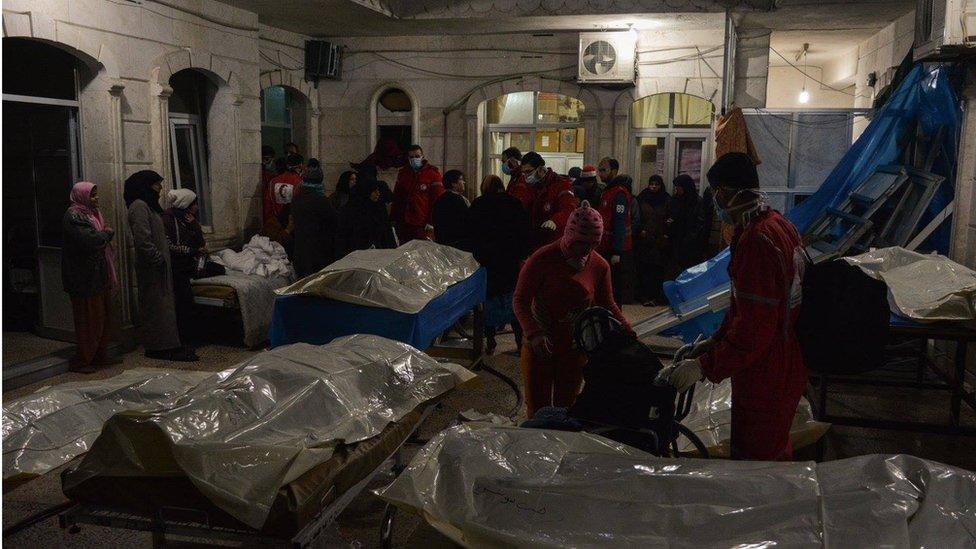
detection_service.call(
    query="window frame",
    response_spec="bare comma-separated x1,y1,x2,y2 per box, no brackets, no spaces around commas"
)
168,112,213,229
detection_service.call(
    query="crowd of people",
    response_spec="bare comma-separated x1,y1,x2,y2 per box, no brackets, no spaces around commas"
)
61,142,806,462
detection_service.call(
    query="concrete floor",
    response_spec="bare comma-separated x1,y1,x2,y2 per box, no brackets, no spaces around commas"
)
4,304,976,548
2,332,73,365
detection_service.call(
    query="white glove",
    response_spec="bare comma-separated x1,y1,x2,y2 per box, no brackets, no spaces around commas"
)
655,358,703,393
541,220,557,230
675,338,714,362
610,255,621,265
424,224,434,233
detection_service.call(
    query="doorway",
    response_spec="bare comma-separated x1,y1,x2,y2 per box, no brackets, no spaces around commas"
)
629,93,715,191
2,39,85,340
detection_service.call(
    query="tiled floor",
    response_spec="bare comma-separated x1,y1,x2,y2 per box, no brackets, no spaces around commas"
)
3,304,975,548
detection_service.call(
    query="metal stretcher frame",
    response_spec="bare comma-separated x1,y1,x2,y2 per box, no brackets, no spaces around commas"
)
807,320,976,439
425,304,524,416
58,405,438,548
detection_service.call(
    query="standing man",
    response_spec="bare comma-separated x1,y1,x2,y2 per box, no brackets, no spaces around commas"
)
519,152,577,250
265,153,304,248
657,152,806,461
573,164,605,204
392,144,443,242
597,174,636,304
597,157,619,185
502,147,534,213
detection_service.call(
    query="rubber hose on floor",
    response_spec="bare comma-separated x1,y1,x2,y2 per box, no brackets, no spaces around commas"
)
2,501,73,538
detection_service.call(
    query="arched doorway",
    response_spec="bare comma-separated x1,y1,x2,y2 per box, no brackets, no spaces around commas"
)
168,69,218,226
261,85,310,159
484,91,586,179
3,38,92,337
630,92,715,190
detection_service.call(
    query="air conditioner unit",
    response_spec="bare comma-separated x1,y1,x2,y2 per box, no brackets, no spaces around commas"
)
914,0,976,61
578,32,637,85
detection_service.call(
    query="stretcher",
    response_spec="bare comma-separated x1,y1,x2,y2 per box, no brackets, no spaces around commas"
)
59,404,436,548
191,272,293,348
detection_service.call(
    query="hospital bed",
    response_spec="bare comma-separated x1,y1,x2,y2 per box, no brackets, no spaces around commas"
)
191,272,291,348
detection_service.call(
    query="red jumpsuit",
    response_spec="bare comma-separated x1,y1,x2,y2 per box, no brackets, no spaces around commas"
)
392,162,443,242
528,169,578,249
507,172,535,213
514,241,631,417
261,167,277,227
699,209,807,461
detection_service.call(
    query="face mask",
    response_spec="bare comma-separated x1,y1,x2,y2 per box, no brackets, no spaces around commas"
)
409,158,423,170
717,190,763,224
501,163,512,175
716,205,733,224
524,169,541,186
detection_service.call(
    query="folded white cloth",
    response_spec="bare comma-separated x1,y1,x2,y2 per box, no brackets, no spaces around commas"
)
212,235,294,279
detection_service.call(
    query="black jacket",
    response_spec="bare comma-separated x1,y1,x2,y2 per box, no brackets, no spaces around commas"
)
162,209,206,277
291,192,339,278
468,193,531,297
432,192,471,250
336,195,396,257
61,210,114,297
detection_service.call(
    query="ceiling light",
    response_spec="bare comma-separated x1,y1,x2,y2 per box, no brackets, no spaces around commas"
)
798,89,810,104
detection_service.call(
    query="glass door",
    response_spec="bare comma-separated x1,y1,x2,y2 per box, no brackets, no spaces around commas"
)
631,132,711,192
674,137,707,188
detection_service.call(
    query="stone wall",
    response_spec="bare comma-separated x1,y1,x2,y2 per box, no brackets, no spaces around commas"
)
3,0,264,324
313,17,751,191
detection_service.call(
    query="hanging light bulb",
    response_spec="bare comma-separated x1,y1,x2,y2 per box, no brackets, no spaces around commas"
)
797,44,811,105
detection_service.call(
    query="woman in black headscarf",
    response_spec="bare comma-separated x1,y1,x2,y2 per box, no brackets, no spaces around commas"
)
666,174,705,277
125,170,197,362
335,175,397,257
634,174,671,304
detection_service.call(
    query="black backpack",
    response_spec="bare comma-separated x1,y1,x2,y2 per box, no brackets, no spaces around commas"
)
796,257,890,375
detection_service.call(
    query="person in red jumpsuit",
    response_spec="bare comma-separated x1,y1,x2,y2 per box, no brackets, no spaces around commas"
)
657,152,807,461
518,151,578,250
392,144,443,242
502,147,534,212
514,202,631,418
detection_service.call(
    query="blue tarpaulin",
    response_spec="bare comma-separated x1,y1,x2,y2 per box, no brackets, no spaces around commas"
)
661,64,962,342
268,267,487,349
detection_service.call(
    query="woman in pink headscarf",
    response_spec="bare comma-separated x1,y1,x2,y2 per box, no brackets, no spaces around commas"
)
513,201,632,417
61,181,118,372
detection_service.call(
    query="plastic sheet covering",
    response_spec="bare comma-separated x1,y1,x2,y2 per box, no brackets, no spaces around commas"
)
64,335,474,529
661,64,962,342
2,368,212,486
844,247,976,322
377,423,976,548
275,240,480,313
679,379,829,457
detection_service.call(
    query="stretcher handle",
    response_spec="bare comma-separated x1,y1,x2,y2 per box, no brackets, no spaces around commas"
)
156,506,212,528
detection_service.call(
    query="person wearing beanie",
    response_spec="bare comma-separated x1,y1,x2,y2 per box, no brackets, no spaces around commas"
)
290,158,338,279
513,201,632,418
572,164,605,205
518,151,578,250
162,188,207,345
657,151,806,462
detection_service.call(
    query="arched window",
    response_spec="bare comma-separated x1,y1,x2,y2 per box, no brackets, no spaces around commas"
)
261,85,308,158
3,38,89,335
168,69,217,225
376,87,412,156
630,93,715,189
485,91,585,177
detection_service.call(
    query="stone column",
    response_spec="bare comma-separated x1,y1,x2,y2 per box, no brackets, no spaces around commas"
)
108,81,134,325
582,112,600,169
951,66,976,269
233,94,246,236
465,112,481,191
150,80,174,188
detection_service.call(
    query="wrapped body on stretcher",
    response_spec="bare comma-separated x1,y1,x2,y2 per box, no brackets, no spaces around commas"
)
55,335,473,532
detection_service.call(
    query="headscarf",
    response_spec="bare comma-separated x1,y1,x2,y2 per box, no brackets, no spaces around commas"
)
167,188,197,210
639,176,668,208
672,174,700,203
69,181,117,289
335,171,356,195
559,200,603,263
124,170,164,213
